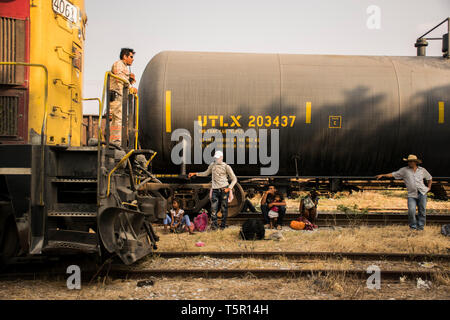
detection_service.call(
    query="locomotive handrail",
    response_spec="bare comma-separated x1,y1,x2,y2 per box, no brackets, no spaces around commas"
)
0,62,48,206
133,93,139,149
98,71,139,149
82,98,103,140
99,71,130,149
107,149,135,197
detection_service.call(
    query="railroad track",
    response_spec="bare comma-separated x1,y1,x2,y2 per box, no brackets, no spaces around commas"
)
105,268,448,280
2,250,449,281
1,269,446,281
227,212,450,226
153,251,450,262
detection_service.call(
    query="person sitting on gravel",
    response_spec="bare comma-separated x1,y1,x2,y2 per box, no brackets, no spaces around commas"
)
268,193,283,229
299,190,319,224
163,198,194,234
261,187,286,230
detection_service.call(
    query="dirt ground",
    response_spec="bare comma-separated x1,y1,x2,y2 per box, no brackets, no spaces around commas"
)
0,191,448,300
154,224,450,254
1,223,448,300
0,276,449,300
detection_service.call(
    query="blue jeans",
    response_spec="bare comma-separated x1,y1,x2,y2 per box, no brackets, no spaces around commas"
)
211,188,229,229
407,193,427,230
163,214,191,227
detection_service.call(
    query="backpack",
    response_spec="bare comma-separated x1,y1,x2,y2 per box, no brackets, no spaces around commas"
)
194,209,209,232
296,216,317,230
239,219,265,240
290,220,305,230
441,224,450,237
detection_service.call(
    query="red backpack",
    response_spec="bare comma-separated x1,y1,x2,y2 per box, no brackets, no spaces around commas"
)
194,209,209,232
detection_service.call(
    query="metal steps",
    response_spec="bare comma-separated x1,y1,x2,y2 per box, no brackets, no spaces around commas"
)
51,178,97,183
44,229,99,254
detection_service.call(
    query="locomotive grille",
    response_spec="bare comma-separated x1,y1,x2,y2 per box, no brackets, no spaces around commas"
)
0,17,26,85
0,96,19,136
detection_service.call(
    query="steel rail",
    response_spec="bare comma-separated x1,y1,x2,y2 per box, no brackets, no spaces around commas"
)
106,268,449,280
153,251,450,261
1,268,446,281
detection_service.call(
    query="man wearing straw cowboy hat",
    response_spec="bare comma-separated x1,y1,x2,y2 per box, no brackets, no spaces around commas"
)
188,151,238,230
376,155,433,231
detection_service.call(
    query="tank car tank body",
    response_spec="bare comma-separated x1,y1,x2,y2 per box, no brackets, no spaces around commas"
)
139,51,450,179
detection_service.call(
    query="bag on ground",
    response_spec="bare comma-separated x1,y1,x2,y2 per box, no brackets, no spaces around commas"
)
290,220,305,230
194,209,209,232
239,218,265,240
296,216,317,230
441,224,450,237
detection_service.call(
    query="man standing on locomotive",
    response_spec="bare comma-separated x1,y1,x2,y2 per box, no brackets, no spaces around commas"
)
109,48,137,145
188,151,237,230
376,154,433,231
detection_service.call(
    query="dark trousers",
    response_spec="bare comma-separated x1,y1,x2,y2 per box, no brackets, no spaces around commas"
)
242,199,256,212
261,204,286,226
211,188,229,228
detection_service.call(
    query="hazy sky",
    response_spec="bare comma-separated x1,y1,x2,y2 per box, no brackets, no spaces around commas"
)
83,0,450,114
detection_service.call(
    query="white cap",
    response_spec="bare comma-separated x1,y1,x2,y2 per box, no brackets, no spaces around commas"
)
213,150,223,158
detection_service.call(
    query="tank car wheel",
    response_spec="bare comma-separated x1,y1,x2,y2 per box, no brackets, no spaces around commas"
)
227,183,245,217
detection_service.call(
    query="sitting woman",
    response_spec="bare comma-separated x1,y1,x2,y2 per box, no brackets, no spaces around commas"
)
163,198,195,234
299,190,319,224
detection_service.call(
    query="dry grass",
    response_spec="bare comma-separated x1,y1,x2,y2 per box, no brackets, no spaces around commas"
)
250,190,450,212
154,225,450,254
1,276,449,300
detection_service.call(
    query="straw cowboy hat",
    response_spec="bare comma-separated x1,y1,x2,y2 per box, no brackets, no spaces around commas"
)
403,154,422,164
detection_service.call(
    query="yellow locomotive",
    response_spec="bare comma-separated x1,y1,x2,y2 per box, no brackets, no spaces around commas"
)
0,0,164,266
1,0,85,145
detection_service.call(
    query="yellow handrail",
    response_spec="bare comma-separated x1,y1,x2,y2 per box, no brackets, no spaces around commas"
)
99,71,130,148
0,62,48,205
107,149,135,197
146,152,157,168
133,93,139,149
82,98,103,140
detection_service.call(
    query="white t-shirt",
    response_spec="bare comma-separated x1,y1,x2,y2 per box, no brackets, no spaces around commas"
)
170,208,184,220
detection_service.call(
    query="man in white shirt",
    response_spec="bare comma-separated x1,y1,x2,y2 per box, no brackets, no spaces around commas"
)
188,151,237,230
376,154,433,230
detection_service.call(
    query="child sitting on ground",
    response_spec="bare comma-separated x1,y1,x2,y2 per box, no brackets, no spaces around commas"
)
163,198,195,234
268,193,282,229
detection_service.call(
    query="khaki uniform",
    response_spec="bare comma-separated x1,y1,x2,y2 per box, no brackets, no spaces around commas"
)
109,60,130,143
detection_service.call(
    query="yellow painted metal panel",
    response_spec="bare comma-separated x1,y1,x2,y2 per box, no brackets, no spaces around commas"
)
165,90,172,133
439,101,444,124
306,101,311,124
29,0,86,146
